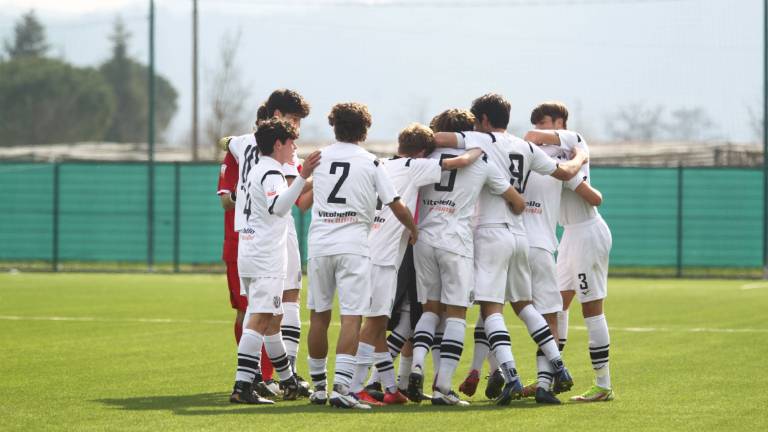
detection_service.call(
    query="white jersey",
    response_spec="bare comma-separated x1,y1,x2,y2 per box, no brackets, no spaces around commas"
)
309,142,399,259
461,131,558,234
418,148,509,258
238,156,289,278
228,133,259,232
369,156,442,267
523,145,568,253
556,130,597,226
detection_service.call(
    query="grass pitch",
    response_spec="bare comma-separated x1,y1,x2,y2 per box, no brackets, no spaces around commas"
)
1,273,767,431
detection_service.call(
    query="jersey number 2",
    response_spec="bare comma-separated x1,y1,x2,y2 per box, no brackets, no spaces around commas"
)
328,162,350,204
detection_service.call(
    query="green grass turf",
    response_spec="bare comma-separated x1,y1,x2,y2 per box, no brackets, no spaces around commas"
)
1,273,767,431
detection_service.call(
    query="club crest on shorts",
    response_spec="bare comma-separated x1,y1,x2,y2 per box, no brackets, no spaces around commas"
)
273,296,281,308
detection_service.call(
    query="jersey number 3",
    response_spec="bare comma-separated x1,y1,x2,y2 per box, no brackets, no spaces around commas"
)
328,162,350,204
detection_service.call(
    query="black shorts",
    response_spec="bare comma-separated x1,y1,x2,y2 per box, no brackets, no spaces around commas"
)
388,244,422,332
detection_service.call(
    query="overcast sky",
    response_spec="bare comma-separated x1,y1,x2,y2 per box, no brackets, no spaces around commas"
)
0,0,762,145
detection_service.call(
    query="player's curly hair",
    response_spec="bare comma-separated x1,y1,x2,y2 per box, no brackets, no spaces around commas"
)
530,102,569,128
328,102,372,143
398,123,435,157
429,108,475,133
470,93,511,129
265,89,311,118
255,118,298,156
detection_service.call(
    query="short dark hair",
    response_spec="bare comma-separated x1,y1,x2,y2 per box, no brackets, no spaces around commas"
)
398,123,435,156
429,108,475,133
470,93,511,129
265,89,310,118
255,118,298,156
254,102,269,127
530,102,569,128
328,102,372,143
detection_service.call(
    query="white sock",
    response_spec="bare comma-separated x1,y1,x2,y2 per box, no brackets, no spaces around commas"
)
536,351,554,389
411,312,440,372
585,314,611,389
264,332,293,382
374,351,397,393
281,302,301,361
308,356,327,389
557,309,569,351
333,353,357,393
435,317,466,393
484,313,515,369
398,355,412,390
519,304,563,370
236,328,263,382
471,314,489,373
367,368,380,387
432,318,445,379
387,315,411,358
350,342,375,393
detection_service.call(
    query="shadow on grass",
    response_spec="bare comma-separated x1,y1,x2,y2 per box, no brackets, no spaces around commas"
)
93,392,558,416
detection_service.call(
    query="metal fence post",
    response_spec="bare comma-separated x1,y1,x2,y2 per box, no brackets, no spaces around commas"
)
676,163,684,278
173,162,181,273
52,162,60,272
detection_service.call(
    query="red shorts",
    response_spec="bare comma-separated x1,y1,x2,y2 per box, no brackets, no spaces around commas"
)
226,260,248,311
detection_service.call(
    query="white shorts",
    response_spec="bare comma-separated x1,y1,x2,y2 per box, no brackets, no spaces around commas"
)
414,241,473,308
241,276,284,315
557,216,612,303
308,254,371,315
529,247,561,314
284,229,302,291
473,225,531,304
368,264,397,317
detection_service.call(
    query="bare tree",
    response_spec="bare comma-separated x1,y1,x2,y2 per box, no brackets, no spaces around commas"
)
608,103,665,142
747,104,763,144
205,30,252,160
665,107,717,141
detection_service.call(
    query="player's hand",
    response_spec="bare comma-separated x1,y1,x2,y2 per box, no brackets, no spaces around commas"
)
408,226,419,245
300,151,322,179
218,136,234,152
572,147,589,165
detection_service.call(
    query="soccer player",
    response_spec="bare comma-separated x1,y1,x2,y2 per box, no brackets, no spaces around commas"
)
306,102,418,409
433,94,586,405
407,108,526,406
217,138,275,393
519,104,604,402
524,102,613,402
350,123,485,406
230,118,321,404
227,89,313,394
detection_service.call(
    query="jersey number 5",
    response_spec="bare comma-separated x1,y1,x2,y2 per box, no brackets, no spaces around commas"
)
435,154,457,192
328,162,350,204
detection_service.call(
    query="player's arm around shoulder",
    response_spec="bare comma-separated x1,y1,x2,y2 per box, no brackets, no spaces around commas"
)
549,146,588,181
439,148,485,170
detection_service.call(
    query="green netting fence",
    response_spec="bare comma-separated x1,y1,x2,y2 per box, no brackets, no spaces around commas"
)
0,162,763,278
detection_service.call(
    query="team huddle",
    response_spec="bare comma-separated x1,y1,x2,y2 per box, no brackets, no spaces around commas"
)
216,89,613,409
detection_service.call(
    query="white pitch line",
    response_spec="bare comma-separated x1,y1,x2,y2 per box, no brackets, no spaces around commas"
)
1,315,767,334
741,282,768,290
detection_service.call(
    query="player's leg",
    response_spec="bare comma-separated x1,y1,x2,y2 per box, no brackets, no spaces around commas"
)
431,249,473,406
398,339,414,393
527,247,565,404
263,309,302,401
230,277,276,405
509,236,573,395
408,241,442,402
281,228,305,383
328,254,371,409
570,220,614,402
307,256,333,404
458,314,487,397
557,230,577,353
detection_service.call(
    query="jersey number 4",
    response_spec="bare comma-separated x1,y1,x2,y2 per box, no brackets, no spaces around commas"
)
328,162,350,204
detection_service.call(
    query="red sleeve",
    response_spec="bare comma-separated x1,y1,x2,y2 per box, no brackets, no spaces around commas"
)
217,151,239,195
